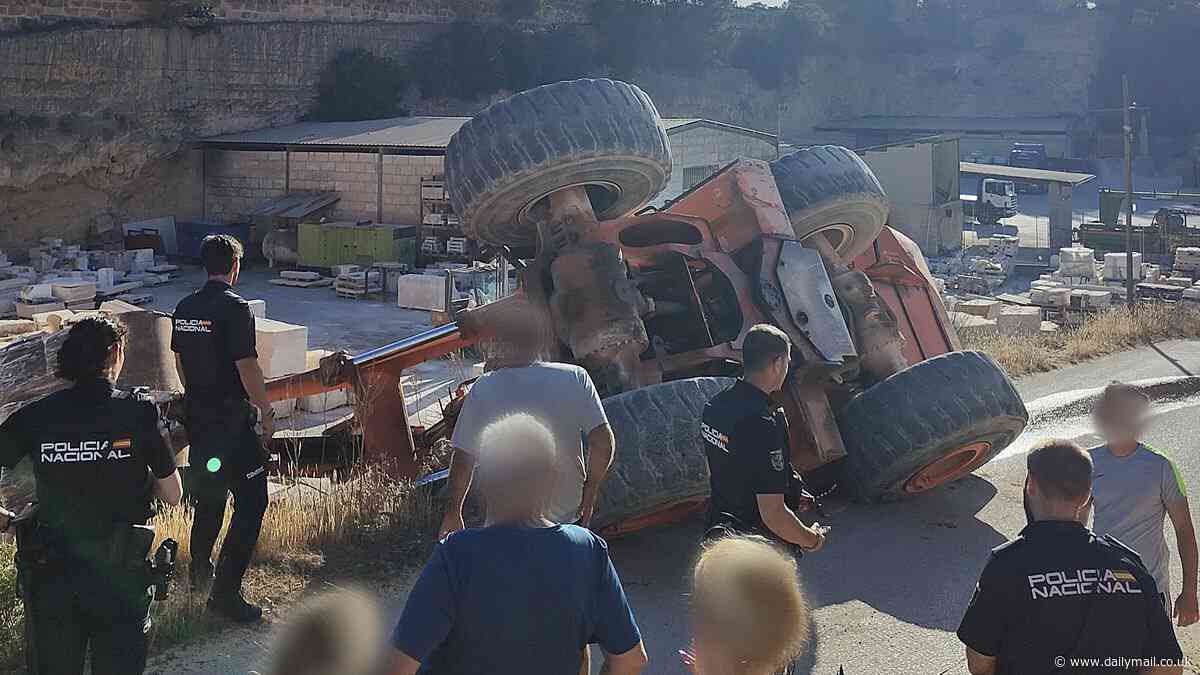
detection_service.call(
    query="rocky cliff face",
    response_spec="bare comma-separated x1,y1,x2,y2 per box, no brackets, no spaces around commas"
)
0,3,1099,249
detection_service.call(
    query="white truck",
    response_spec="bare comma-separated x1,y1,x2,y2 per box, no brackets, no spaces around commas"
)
962,178,1017,226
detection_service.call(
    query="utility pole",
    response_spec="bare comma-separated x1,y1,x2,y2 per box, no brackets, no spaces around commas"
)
1123,75,1136,309
776,100,784,160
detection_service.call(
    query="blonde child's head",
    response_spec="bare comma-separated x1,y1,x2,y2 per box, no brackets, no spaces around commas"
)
690,535,810,674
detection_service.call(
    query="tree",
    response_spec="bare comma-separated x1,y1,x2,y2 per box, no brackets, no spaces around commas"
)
590,0,733,77
500,0,543,20
1091,2,1200,139
730,4,831,89
310,49,409,122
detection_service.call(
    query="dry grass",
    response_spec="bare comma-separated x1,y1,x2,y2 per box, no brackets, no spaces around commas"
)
0,467,439,672
959,303,1200,378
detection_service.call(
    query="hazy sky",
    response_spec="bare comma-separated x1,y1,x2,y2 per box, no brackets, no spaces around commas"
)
735,1,788,6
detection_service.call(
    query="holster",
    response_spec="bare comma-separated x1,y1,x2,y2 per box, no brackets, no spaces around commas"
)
148,538,179,601
185,398,270,470
107,524,155,571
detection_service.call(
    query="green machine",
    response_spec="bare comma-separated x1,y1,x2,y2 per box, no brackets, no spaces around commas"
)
1079,189,1200,262
298,221,417,270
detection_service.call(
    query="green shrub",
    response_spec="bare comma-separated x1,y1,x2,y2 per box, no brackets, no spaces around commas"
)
500,0,544,20
310,49,410,122
730,5,830,90
0,542,22,670
412,23,596,101
590,0,731,78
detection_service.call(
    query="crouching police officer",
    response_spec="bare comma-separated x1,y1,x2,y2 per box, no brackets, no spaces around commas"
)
0,317,183,675
172,234,273,623
701,324,828,553
958,439,1184,675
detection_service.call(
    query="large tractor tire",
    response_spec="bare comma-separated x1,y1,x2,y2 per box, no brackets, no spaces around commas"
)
592,377,732,530
444,78,673,248
770,145,889,260
837,351,1027,501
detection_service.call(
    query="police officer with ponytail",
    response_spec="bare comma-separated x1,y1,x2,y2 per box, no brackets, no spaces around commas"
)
0,316,183,675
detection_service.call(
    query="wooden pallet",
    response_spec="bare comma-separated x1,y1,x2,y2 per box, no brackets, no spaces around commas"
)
270,277,334,288
335,288,383,300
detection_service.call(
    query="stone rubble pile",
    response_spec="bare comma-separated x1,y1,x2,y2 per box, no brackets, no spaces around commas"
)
0,239,180,319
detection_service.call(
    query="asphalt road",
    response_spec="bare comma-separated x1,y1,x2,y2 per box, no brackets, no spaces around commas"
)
605,341,1200,675
149,341,1200,675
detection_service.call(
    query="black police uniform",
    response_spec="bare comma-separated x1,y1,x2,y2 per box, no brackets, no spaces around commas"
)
171,279,268,597
700,380,793,540
958,520,1183,674
0,377,176,675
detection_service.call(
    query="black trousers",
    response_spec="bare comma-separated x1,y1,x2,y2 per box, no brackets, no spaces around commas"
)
186,404,268,596
23,557,152,675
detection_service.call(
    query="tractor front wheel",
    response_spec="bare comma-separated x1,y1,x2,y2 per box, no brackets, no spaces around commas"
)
591,377,731,531
837,350,1027,501
444,78,672,248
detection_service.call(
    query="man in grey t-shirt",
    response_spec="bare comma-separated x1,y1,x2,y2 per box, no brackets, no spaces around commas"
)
438,300,616,537
1090,383,1199,627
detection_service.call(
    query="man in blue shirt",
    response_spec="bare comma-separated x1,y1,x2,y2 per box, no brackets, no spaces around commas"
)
388,412,648,675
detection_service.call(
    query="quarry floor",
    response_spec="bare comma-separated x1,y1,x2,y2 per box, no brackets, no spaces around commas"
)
145,265,434,355
147,264,478,432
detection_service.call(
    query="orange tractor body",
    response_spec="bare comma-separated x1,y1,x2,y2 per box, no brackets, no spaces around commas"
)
265,144,1020,534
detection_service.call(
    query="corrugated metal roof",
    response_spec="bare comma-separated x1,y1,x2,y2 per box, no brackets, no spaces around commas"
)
960,161,1095,186
817,115,1077,135
202,116,471,150
664,118,702,130
246,191,340,219
663,118,776,141
201,116,775,151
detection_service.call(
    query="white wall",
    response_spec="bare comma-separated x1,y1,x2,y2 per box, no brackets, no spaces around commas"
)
861,142,963,254
654,125,779,206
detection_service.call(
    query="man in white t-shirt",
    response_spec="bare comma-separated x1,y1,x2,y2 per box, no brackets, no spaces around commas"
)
438,301,615,536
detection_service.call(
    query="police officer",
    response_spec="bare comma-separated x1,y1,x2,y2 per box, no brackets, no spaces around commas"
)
701,323,828,552
0,317,183,674
172,234,273,623
958,439,1184,675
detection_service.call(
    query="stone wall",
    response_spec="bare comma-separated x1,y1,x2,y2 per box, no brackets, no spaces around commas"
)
0,0,589,30
204,149,443,224
0,2,1099,251
203,150,287,222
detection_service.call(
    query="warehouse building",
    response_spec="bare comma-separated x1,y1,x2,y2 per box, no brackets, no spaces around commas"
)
857,137,964,255
816,115,1083,161
198,116,779,228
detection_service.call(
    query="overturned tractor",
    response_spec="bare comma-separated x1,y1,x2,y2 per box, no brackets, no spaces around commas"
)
267,78,1027,534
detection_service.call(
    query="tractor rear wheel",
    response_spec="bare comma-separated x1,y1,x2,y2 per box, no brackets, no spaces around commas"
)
837,350,1027,501
444,78,672,248
592,377,732,531
770,145,888,260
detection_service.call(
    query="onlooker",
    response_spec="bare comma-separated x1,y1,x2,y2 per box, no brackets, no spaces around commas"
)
958,439,1183,675
1090,382,1199,626
683,535,809,675
439,299,614,535
172,234,272,623
700,324,827,551
390,413,647,675
267,588,383,675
